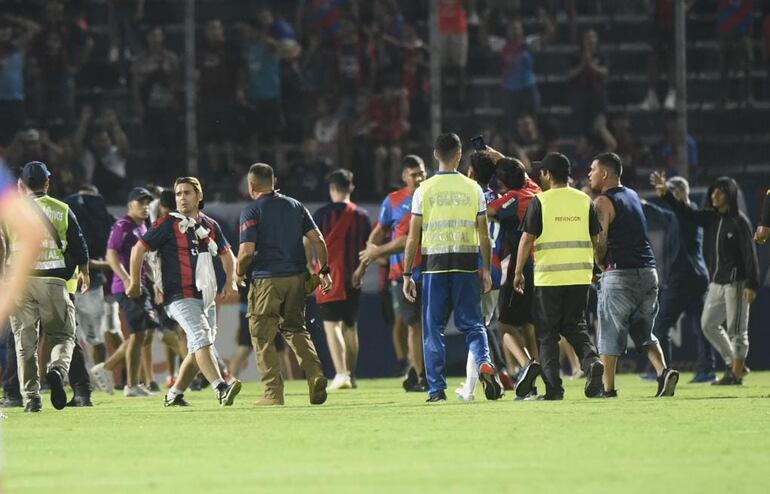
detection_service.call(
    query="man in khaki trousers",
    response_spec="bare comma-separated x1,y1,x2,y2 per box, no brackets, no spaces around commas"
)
237,163,332,406
9,162,90,412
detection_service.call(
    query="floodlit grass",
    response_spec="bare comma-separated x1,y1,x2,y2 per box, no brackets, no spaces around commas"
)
3,373,770,493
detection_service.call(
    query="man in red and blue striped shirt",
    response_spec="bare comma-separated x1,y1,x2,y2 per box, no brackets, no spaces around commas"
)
129,177,241,408
313,169,371,390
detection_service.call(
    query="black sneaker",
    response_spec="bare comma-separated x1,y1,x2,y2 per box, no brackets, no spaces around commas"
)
147,381,161,393
164,393,191,407
535,393,564,401
66,395,93,407
0,396,23,408
584,360,604,398
190,375,203,392
712,371,742,386
514,361,541,398
655,368,679,397
426,390,447,402
24,397,42,413
589,389,618,399
402,367,418,391
46,369,68,410
404,379,428,392
478,362,504,400
218,380,242,407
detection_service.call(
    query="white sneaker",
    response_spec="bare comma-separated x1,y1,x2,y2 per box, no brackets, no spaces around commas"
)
123,386,152,397
455,387,475,401
137,384,157,396
327,373,352,390
90,363,115,395
664,90,676,110
108,46,119,63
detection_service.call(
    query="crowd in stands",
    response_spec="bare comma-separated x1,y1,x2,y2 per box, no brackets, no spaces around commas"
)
1,0,769,203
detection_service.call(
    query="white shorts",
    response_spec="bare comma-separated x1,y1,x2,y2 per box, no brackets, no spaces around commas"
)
166,299,217,354
74,289,122,345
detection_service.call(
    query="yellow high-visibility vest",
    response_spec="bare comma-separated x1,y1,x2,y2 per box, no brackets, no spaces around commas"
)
533,187,594,286
419,172,482,274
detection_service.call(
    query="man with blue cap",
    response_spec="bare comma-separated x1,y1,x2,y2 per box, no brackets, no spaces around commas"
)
8,161,90,412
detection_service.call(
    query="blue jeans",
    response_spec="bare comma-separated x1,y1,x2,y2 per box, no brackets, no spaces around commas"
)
598,268,659,356
422,272,491,395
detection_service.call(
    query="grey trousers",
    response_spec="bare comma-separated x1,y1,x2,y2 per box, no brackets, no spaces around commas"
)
701,281,750,365
9,277,76,403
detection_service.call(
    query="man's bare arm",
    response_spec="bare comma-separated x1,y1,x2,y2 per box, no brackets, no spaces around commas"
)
592,195,614,269
236,242,255,278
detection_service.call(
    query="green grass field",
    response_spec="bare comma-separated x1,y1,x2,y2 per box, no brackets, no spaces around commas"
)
3,372,770,494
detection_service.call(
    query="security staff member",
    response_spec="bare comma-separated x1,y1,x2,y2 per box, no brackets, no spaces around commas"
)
237,163,332,406
513,153,603,400
9,161,90,412
402,133,504,402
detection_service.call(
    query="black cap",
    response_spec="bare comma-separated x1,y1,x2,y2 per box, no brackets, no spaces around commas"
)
20,161,51,188
533,153,571,179
127,187,154,202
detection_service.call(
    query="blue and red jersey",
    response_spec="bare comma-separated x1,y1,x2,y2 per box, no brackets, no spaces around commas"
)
140,212,230,304
489,177,542,283
378,187,421,281
313,202,372,289
479,188,505,290
718,0,754,35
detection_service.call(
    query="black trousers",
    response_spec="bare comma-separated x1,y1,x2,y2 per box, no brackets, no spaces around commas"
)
533,284,599,397
2,329,20,399
2,329,91,398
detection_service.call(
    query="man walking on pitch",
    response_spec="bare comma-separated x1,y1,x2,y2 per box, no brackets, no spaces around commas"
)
129,177,241,407
514,153,604,400
402,133,503,402
313,169,371,390
591,153,679,397
237,163,331,406
652,172,758,385
9,161,90,412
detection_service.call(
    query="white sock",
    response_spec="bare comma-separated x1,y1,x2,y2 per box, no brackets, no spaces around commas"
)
167,387,182,399
464,352,478,395
211,378,225,393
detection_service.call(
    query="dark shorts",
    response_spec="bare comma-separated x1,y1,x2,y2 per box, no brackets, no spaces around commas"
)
318,289,361,326
115,287,160,333
498,266,534,327
391,280,421,326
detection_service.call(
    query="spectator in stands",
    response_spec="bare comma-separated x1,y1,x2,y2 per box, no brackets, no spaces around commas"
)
333,17,369,116
438,0,470,107
572,126,616,181
295,0,359,42
639,0,696,111
107,1,144,64
608,113,649,188
27,30,75,127
198,19,239,178
514,115,541,160
500,21,540,136
300,27,329,102
4,128,63,171
313,97,341,166
567,29,609,133
545,0,577,43
31,1,93,117
718,0,755,108
283,138,332,201
362,81,410,196
373,0,406,76
401,22,430,129
131,26,180,180
657,111,699,181
74,107,130,204
237,18,296,162
0,15,40,146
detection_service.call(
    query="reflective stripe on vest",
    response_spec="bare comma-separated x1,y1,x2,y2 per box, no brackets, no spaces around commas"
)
533,187,594,286
419,173,481,273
